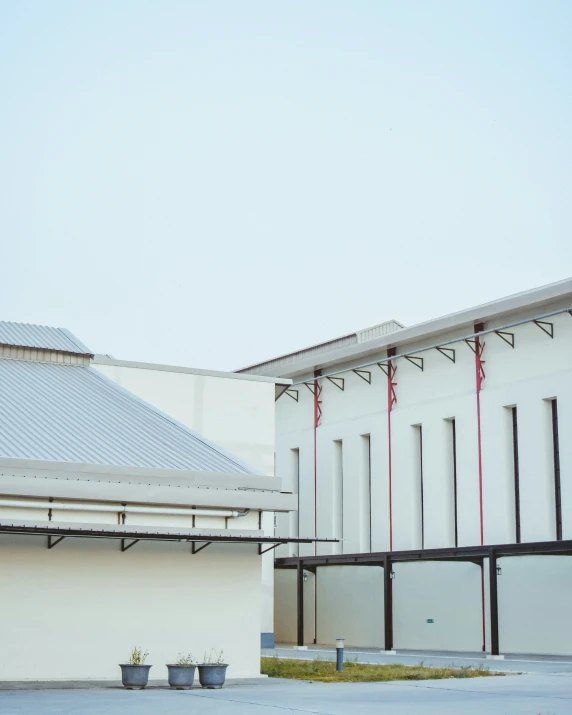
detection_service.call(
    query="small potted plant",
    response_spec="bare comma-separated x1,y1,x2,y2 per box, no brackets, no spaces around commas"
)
119,647,152,689
166,652,197,689
198,649,228,689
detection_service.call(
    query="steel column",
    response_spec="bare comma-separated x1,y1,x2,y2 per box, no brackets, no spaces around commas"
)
472,323,487,651
297,560,304,647
489,550,500,656
383,555,393,651
385,349,397,551
313,370,322,555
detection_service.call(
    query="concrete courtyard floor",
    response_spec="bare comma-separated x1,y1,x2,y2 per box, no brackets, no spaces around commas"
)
1,647,571,714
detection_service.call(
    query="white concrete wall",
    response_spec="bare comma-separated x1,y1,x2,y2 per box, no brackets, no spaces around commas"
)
93,361,277,641
93,362,275,474
273,301,572,654
316,566,383,647
0,535,261,680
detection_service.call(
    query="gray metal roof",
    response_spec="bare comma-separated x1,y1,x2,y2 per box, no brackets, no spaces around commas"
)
0,321,92,355
0,359,257,473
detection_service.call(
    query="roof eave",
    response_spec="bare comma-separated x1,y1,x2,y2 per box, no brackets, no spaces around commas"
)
243,277,572,379
0,457,281,493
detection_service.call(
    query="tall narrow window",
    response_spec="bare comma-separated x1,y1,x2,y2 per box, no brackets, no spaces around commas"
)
419,426,424,549
412,425,424,549
511,408,521,543
333,440,344,552
451,419,458,547
361,434,372,552
551,400,562,540
291,448,300,539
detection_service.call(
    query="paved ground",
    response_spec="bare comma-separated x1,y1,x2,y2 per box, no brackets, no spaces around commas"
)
2,648,572,714
1,674,571,714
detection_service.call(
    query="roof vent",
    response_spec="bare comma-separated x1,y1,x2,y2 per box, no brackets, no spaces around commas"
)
356,320,404,343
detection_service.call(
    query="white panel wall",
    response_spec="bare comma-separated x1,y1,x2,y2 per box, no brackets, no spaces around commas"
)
0,536,261,680
393,562,484,652
93,362,277,639
316,566,383,647
273,301,572,654
93,363,276,475
498,555,572,655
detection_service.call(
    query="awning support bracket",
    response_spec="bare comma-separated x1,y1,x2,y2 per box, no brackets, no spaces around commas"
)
285,389,299,402
533,320,554,338
377,362,389,376
495,330,515,348
259,542,284,555
353,369,372,384
326,376,345,391
121,538,140,552
404,355,424,371
47,535,65,550
192,542,212,555
436,347,456,362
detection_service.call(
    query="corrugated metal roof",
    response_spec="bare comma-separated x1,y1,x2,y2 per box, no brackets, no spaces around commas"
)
0,322,92,355
0,359,256,474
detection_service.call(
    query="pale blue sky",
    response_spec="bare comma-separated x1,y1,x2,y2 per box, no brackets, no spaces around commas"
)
1,1,571,369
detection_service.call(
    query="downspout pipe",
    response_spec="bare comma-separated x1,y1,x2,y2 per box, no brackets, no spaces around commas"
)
0,499,249,519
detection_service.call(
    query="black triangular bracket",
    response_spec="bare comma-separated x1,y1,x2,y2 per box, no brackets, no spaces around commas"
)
258,542,285,555
377,362,390,376
192,542,212,555
47,535,65,550
404,355,424,371
495,331,515,348
533,320,554,338
353,369,372,384
121,539,140,552
326,376,345,391
436,347,456,363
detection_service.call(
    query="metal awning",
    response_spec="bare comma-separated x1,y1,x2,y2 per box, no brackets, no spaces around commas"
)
0,519,337,555
274,538,572,568
275,538,572,658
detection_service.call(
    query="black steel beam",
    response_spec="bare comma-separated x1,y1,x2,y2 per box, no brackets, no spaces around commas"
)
489,550,500,656
274,538,572,570
383,555,393,651
297,561,304,647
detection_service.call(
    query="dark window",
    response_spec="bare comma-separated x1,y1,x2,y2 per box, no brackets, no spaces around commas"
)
551,400,562,540
418,426,424,549
511,407,521,543
452,419,458,547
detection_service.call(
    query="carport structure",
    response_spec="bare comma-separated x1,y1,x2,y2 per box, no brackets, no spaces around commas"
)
275,537,572,656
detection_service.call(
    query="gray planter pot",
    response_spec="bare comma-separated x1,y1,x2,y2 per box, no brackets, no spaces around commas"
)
166,664,196,689
198,663,228,689
119,664,152,689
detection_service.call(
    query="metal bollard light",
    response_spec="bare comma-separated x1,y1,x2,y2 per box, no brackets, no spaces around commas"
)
335,638,344,672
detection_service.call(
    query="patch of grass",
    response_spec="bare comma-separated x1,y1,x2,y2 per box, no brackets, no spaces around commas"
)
261,657,505,683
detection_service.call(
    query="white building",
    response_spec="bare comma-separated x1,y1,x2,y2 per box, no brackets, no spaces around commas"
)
0,322,327,681
91,354,290,649
240,277,572,656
